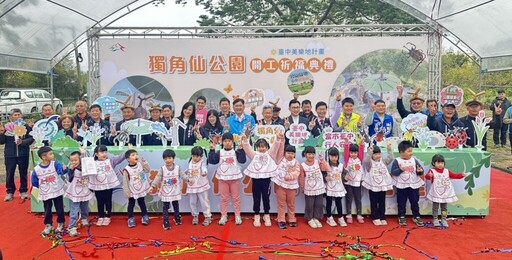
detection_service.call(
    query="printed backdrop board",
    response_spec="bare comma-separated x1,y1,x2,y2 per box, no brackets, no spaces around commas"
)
99,37,429,122
30,147,490,216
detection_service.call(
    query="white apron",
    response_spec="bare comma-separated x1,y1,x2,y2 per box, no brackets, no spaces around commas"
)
326,165,347,197
392,158,425,189
65,169,94,202
34,162,66,201
362,159,393,192
88,159,121,190
426,168,458,203
125,163,150,199
271,158,299,189
185,159,210,194
215,149,243,180
244,152,278,179
345,157,363,187
159,165,182,202
301,160,326,196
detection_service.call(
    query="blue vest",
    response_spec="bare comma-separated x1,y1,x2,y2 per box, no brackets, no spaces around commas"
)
368,113,394,138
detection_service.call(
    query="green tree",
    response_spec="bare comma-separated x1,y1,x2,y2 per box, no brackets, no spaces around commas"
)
176,0,419,26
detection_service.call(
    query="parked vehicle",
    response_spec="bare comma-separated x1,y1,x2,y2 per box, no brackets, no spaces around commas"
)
0,89,63,116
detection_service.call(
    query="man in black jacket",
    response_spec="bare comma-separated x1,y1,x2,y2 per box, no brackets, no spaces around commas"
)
489,90,511,147
0,109,34,201
459,99,487,150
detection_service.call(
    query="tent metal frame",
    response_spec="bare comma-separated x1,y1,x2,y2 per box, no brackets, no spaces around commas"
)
86,24,441,101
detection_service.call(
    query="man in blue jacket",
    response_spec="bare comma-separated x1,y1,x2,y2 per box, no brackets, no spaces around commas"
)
427,103,463,134
0,109,34,201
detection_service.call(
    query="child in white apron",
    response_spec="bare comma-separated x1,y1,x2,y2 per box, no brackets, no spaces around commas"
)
208,133,246,226
425,154,466,228
31,147,67,235
150,149,182,230
324,147,347,227
242,131,285,227
272,145,300,229
299,146,328,229
183,146,212,226
64,151,93,236
362,143,394,226
122,149,151,228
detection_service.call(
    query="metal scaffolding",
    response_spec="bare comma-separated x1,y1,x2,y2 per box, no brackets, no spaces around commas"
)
87,24,441,102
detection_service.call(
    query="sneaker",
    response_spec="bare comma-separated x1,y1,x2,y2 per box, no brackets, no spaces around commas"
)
141,215,149,225
235,215,242,225
20,192,29,200
55,223,65,233
4,193,13,202
289,222,297,227
398,216,407,226
69,227,79,237
278,221,287,229
338,217,347,227
202,217,212,226
263,214,272,227
326,216,337,227
192,215,199,225
345,215,353,224
174,216,182,225
163,219,170,230
314,218,323,228
42,224,53,235
96,218,104,226
357,215,365,224
103,217,111,226
380,220,388,225
128,217,136,228
372,219,382,226
253,214,261,227
218,215,228,225
412,216,424,227
433,218,441,227
308,219,318,228
81,219,89,226
441,218,449,227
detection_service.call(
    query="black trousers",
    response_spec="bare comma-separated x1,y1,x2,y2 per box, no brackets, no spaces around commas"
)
163,201,180,221
95,189,113,218
369,191,387,220
43,195,65,225
493,116,507,145
252,178,271,214
345,185,362,215
5,156,29,194
127,197,148,219
325,196,343,218
396,187,420,218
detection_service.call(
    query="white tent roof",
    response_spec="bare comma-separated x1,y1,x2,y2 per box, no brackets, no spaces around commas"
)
0,0,154,73
383,0,512,71
1,0,512,73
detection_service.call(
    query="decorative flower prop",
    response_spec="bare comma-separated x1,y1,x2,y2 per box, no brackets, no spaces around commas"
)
89,123,106,146
29,126,46,147
471,110,491,151
113,125,132,147
121,119,153,147
412,127,431,151
78,128,93,148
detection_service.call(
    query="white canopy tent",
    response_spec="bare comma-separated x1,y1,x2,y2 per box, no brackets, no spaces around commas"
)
0,0,511,74
383,0,512,72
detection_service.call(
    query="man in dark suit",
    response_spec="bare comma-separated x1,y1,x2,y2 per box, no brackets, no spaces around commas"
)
284,99,310,129
310,101,331,137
